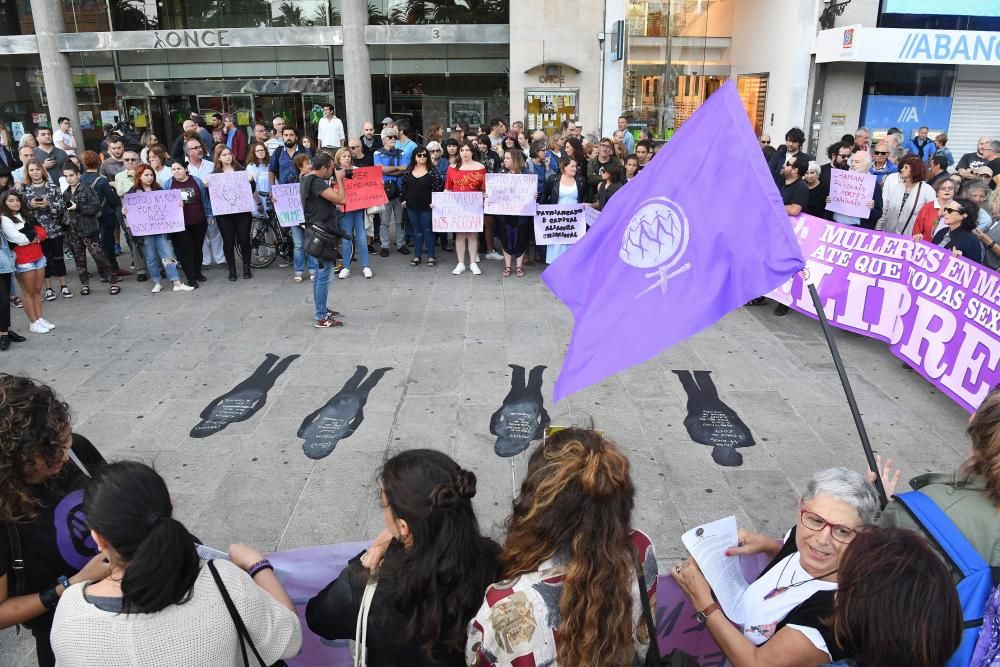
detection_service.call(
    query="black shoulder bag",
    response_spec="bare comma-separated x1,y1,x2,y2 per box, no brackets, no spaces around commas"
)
635,558,700,667
301,175,350,263
207,559,287,667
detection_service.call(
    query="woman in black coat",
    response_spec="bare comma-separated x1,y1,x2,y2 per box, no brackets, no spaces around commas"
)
932,196,985,264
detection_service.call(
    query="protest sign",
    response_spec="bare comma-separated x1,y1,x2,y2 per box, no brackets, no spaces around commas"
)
484,173,537,216
272,183,304,227
207,171,255,215
770,214,1000,412
122,190,185,236
582,203,601,228
826,170,876,219
533,204,587,245
432,191,484,232
343,166,388,212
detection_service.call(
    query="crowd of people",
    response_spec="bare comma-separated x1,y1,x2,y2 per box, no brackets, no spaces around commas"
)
0,111,661,336
0,372,997,667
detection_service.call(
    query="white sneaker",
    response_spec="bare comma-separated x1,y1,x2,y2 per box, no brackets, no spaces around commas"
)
309,272,316,282
474,254,481,263
485,251,503,260
151,282,162,293
452,263,466,275
29,321,49,334
338,268,350,279
362,267,373,279
38,318,55,330
470,262,482,275
173,282,195,292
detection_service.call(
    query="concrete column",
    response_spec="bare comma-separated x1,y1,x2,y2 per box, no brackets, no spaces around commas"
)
29,0,79,140
341,0,373,139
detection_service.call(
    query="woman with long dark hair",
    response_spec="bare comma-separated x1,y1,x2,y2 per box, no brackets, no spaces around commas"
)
445,141,486,276
468,428,657,667
124,164,193,293
496,148,532,277
209,146,255,281
1,190,51,332
401,145,443,268
307,449,499,666
541,155,587,265
166,161,211,288
16,160,69,301
50,461,301,665
822,527,961,667
0,375,111,666
930,196,984,264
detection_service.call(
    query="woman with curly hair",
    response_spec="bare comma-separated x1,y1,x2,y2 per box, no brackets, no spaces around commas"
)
0,374,111,667
881,385,1000,575
307,449,500,666
467,428,657,667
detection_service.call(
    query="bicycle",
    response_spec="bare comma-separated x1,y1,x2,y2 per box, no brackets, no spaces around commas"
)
237,202,294,269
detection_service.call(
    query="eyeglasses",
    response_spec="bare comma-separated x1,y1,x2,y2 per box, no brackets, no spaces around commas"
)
799,507,860,544
430,149,442,153
873,151,888,156
943,206,964,214
349,145,362,149
123,158,138,162
760,140,771,145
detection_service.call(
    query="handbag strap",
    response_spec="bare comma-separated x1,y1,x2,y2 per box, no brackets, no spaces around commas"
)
4,519,24,597
207,560,267,667
633,556,662,666
353,578,378,667
899,182,923,235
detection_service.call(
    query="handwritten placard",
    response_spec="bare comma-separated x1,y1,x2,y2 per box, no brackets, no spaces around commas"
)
207,170,255,215
272,183,304,227
343,166,389,212
583,203,600,227
533,204,588,245
484,173,538,216
432,191,484,232
122,190,184,236
826,169,876,218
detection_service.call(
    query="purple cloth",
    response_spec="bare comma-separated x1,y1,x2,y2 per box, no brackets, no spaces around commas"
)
541,81,804,401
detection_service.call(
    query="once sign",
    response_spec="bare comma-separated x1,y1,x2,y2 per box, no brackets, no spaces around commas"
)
152,29,231,49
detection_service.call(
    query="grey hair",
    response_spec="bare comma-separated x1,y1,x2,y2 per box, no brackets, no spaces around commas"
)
854,127,870,136
961,180,989,198
806,160,820,175
851,151,872,172
988,140,1000,154
802,467,880,525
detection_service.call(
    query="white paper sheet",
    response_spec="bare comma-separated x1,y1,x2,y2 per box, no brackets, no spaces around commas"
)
682,515,750,624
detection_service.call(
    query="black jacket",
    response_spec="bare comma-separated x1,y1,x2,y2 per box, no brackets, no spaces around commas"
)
542,172,587,205
63,182,102,236
768,146,813,185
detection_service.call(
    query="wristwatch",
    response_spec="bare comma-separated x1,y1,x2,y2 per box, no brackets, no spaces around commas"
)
696,602,721,625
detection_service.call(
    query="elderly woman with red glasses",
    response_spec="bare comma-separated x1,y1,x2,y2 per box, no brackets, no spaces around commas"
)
672,467,881,667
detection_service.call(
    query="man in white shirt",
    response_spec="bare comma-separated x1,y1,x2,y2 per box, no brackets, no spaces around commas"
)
316,104,345,150
265,116,285,156
53,116,77,155
185,138,226,268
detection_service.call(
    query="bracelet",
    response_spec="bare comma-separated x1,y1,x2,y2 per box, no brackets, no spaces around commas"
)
57,575,71,591
247,559,273,577
39,585,60,610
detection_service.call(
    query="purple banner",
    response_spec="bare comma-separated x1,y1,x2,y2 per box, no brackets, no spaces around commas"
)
770,215,1000,412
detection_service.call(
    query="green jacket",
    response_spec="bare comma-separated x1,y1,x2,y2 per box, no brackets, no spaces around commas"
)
880,473,1000,579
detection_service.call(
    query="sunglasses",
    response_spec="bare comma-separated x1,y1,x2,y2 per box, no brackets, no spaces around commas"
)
760,140,771,145
874,151,888,156
943,206,964,214
123,158,138,162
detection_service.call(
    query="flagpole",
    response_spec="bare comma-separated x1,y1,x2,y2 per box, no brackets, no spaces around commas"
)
806,283,889,508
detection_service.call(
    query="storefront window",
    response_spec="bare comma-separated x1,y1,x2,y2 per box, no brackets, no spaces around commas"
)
368,0,507,25
4,0,111,35
124,0,339,30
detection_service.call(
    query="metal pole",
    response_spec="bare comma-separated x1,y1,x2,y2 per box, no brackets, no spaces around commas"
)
807,283,889,507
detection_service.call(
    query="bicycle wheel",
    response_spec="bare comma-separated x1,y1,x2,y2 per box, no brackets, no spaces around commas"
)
239,216,279,268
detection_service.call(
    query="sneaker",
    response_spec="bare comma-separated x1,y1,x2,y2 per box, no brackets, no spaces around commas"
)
38,318,55,330
313,318,344,328
452,263,466,275
114,243,122,256
338,268,350,279
379,247,390,257
293,273,303,283
44,288,57,301
278,260,290,268
151,282,162,293
29,321,49,334
60,286,73,298
469,262,482,275
309,272,315,282
485,251,503,260
474,254,480,263
362,267,373,279
11,296,22,308
173,283,195,292
397,246,410,255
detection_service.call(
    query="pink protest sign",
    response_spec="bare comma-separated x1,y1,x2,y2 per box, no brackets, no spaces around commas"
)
207,170,255,215
272,183,304,227
826,170,876,219
122,190,185,236
432,191,484,232
484,173,538,216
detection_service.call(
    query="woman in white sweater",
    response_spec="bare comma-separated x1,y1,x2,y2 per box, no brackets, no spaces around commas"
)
876,155,936,235
50,461,302,666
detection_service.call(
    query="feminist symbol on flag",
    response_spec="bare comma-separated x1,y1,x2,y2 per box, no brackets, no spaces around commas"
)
618,197,692,297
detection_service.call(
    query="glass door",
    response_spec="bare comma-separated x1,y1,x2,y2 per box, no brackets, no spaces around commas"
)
254,95,304,139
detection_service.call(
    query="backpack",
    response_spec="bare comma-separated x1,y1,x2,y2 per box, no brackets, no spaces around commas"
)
895,491,999,666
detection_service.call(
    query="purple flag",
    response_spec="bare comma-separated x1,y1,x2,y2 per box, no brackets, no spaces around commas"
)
542,82,805,402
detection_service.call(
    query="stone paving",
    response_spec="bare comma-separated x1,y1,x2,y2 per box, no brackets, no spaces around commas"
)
1,248,971,665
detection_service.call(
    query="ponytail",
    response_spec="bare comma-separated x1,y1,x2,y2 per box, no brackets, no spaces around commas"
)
84,461,201,614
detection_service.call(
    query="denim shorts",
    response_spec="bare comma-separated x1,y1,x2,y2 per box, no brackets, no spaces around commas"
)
15,257,47,273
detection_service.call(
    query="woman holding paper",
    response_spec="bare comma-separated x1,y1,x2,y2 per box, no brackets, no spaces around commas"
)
166,162,211,288
445,141,486,276
124,165,193,294
209,147,255,281
672,467,880,667
247,142,272,213
332,147,372,279
495,148,532,277
541,156,587,265
826,151,881,228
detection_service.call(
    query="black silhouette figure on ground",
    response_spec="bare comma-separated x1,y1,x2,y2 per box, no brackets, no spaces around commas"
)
490,364,551,457
673,370,755,467
190,353,300,438
298,365,392,460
